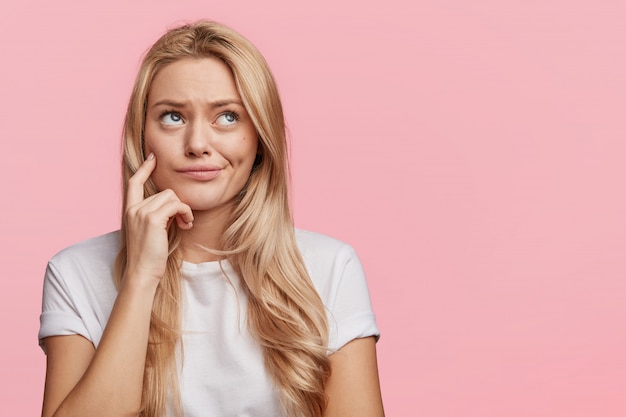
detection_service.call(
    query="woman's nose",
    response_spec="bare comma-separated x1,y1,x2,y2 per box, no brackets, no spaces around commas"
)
184,121,213,157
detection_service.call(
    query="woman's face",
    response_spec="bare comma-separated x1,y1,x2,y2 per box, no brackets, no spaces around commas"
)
143,57,258,213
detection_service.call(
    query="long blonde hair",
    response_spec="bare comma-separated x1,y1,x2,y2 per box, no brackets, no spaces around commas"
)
114,21,330,417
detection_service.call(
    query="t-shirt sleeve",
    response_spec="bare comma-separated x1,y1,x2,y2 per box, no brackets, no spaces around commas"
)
327,246,380,353
38,261,92,352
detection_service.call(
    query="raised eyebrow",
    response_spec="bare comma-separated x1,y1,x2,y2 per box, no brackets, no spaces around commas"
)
150,99,244,109
151,100,186,109
210,99,244,109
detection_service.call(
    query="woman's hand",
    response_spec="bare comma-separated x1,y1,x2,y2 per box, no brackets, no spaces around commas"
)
123,153,194,285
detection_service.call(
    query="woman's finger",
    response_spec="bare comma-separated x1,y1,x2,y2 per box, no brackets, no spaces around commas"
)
132,189,194,226
176,214,194,230
126,153,156,208
143,197,194,227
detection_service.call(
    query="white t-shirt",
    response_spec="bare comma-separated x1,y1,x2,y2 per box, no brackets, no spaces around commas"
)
39,229,379,417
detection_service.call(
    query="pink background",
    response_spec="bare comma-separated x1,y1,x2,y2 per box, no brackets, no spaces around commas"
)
1,1,625,415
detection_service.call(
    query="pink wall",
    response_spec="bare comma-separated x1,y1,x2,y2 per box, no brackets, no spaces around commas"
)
2,1,625,415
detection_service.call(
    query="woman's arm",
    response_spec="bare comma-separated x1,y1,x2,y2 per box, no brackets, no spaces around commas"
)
41,335,95,417
41,277,158,417
41,154,193,417
324,336,385,417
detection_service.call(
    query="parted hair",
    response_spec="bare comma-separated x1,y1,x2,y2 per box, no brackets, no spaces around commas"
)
114,21,330,417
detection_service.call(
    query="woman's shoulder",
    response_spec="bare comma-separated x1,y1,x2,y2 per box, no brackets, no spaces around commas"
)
294,229,379,349
41,231,120,347
48,230,121,270
294,229,364,287
294,228,358,261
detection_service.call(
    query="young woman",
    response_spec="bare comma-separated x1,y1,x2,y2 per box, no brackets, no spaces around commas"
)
39,21,383,417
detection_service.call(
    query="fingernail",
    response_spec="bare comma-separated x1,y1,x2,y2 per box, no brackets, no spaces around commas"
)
147,152,155,160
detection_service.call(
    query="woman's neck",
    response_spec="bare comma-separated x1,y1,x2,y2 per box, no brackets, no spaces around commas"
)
179,204,232,263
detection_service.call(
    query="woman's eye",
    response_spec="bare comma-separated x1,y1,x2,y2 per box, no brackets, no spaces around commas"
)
161,112,184,125
216,112,239,126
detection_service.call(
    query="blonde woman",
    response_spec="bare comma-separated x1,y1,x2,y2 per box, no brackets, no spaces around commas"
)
39,21,383,417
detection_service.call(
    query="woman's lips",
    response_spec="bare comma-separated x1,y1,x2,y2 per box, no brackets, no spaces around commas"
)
177,167,222,180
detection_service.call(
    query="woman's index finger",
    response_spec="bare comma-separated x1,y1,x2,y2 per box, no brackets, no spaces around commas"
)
126,153,156,207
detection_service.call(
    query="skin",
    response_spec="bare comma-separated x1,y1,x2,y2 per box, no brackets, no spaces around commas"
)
41,57,384,417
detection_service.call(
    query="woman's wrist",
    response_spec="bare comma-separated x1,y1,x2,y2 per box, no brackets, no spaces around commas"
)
120,271,161,295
